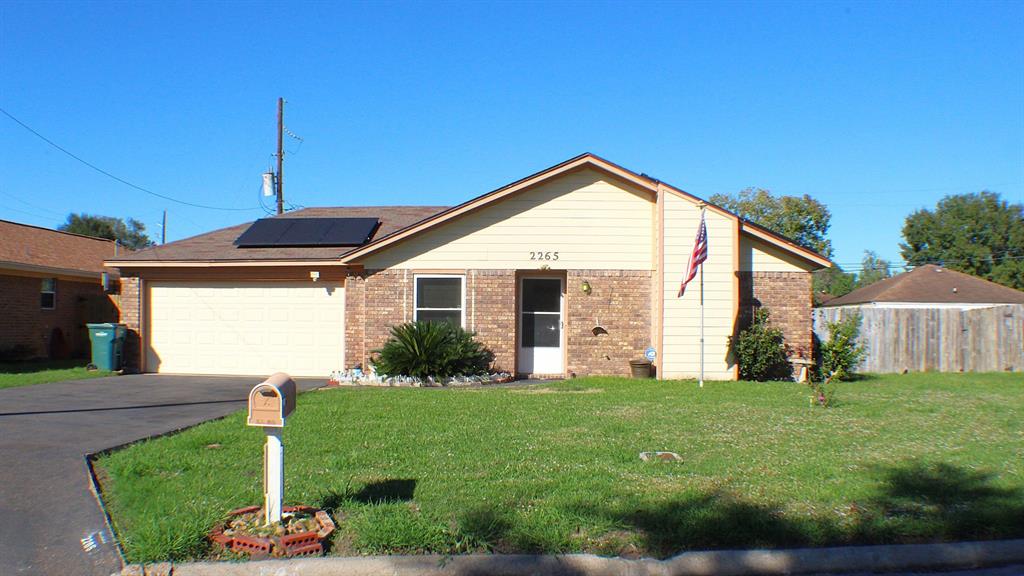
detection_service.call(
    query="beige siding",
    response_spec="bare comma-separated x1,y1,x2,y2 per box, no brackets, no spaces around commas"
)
739,236,816,272
362,168,655,270
661,195,736,380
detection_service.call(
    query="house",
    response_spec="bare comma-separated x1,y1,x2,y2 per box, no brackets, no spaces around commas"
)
815,265,1024,372
106,154,831,379
0,219,120,359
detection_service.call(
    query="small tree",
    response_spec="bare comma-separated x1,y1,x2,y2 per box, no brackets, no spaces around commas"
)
809,313,867,408
731,308,791,381
372,321,494,379
818,313,867,381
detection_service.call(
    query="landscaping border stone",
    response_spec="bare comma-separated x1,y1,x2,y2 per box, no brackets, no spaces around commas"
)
208,505,335,558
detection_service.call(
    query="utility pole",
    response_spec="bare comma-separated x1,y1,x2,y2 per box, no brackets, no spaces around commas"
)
276,97,284,215
161,210,166,244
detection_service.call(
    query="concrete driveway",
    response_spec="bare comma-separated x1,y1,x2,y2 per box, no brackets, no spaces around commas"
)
0,374,323,576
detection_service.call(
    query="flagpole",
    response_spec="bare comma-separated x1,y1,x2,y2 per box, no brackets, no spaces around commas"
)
699,206,705,388
699,265,705,387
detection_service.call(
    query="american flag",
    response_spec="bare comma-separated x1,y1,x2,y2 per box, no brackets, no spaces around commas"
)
678,212,708,297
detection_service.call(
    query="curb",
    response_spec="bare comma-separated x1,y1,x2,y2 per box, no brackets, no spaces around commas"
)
120,539,1024,576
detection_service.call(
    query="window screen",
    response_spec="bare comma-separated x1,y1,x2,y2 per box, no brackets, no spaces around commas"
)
415,276,463,327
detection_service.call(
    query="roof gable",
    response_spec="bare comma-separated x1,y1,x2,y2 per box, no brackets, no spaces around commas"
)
342,153,831,268
822,264,1024,306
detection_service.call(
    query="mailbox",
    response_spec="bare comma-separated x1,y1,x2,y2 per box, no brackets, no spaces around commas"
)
247,373,296,427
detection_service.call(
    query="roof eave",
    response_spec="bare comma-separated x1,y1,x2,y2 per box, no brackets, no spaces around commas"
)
1,260,106,280
106,259,350,268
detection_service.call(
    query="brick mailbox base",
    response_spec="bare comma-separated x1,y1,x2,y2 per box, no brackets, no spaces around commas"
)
209,505,335,558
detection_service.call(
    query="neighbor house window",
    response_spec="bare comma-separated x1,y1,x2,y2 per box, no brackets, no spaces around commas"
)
414,275,464,327
41,278,56,309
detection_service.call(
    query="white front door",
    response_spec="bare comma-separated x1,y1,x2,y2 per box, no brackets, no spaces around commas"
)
518,277,564,375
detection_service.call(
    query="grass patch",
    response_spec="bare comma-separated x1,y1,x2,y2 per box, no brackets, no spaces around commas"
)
95,372,1024,563
0,359,113,389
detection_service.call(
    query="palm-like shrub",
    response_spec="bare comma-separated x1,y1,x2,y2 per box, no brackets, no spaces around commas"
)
371,321,495,379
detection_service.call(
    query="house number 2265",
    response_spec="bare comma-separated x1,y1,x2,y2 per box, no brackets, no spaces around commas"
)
530,251,559,261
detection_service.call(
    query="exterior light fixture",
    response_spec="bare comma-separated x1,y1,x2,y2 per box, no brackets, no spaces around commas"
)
581,280,592,295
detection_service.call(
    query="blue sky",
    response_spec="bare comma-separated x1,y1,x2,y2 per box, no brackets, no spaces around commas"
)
1,1,1021,271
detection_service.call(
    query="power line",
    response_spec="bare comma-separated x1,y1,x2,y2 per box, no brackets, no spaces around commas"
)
0,188,66,218
0,107,262,212
829,252,1024,273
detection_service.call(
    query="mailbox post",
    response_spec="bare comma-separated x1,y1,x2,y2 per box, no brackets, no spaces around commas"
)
247,372,296,525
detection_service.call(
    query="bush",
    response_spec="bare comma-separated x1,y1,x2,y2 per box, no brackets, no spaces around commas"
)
818,313,867,381
371,321,495,379
731,308,791,381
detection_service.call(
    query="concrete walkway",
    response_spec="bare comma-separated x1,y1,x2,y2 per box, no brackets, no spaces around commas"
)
0,374,323,576
126,540,1024,576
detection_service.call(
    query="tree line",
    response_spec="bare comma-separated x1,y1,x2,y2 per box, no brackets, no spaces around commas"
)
709,188,1023,297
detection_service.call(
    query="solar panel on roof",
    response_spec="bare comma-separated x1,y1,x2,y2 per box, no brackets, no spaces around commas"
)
234,217,380,248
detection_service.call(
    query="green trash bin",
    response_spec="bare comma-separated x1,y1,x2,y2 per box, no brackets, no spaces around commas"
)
87,323,127,371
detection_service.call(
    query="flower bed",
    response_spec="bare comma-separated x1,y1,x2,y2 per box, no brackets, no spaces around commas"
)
209,505,334,558
327,368,514,387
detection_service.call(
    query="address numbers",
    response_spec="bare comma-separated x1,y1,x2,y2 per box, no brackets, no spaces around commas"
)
529,251,560,261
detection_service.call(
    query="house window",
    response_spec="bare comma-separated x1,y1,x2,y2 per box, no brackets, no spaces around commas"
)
414,275,464,327
41,278,56,309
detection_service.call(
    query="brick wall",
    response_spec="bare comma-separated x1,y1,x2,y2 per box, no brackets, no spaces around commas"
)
738,271,813,359
343,272,366,369
344,270,412,369
466,270,517,372
118,276,144,371
0,273,114,359
344,268,650,377
566,270,651,376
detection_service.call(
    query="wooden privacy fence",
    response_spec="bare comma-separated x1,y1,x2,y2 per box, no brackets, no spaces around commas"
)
813,304,1024,373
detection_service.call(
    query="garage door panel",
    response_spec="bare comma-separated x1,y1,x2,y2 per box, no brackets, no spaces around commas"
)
148,281,344,377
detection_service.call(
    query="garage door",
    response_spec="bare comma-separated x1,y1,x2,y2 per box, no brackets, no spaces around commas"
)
147,281,344,377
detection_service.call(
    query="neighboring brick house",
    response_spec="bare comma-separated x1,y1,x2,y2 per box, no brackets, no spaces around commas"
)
108,154,830,379
0,220,120,359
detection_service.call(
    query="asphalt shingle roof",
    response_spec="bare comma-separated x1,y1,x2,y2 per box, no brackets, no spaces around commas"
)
0,219,119,274
108,206,448,263
821,264,1024,307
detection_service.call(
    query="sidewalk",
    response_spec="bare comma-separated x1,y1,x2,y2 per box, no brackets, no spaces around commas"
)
121,539,1024,576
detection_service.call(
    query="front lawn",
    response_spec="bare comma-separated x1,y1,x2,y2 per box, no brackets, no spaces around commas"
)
95,373,1024,563
0,360,113,390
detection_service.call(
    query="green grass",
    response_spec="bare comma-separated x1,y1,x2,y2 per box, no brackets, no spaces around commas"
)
0,359,113,389
95,373,1024,563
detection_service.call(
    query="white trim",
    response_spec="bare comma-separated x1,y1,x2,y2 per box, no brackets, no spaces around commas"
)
413,274,466,328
